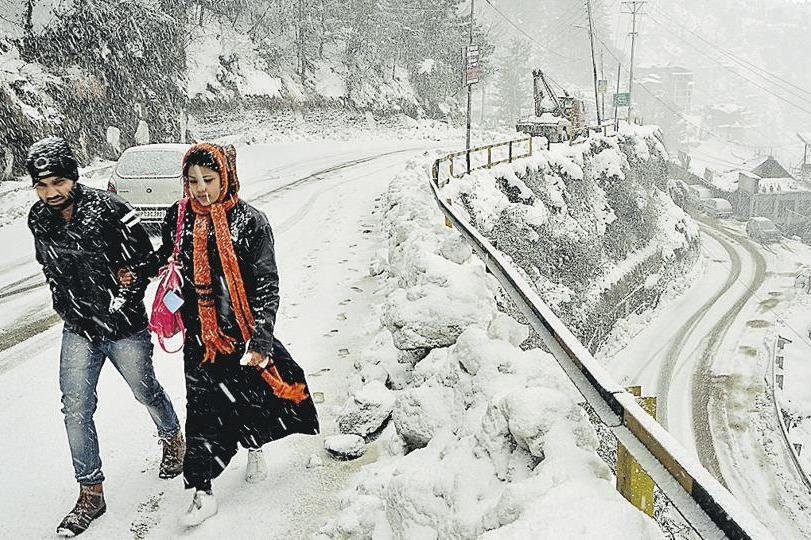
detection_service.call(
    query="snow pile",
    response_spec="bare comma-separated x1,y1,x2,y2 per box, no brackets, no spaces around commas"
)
318,158,662,538
337,380,396,437
441,129,699,346
325,434,367,461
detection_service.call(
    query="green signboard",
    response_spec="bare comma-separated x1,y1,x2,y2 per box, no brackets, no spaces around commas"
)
614,92,630,107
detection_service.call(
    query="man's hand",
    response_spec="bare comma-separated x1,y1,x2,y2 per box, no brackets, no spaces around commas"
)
243,351,270,368
117,268,135,288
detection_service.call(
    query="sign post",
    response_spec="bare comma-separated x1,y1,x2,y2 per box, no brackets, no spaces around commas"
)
463,44,481,86
464,38,479,174
614,92,631,107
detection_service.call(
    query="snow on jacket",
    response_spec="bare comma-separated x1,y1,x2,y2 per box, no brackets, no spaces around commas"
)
28,183,152,341
140,198,280,358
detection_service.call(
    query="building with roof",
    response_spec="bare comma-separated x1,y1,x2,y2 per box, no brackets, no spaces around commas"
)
735,155,811,231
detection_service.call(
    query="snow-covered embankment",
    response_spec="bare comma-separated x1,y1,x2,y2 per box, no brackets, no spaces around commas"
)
440,128,699,353
317,157,662,537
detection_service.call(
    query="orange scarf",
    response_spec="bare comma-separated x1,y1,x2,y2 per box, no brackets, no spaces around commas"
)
185,144,253,362
182,144,309,404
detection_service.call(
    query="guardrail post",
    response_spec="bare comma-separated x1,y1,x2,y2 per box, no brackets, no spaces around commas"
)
444,199,453,228
528,137,533,156
617,387,656,517
432,160,440,184
508,141,513,162
449,158,454,178
487,146,492,168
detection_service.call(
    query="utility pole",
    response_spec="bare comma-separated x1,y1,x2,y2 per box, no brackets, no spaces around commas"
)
600,49,606,125
614,62,621,132
466,0,475,173
480,83,486,135
586,0,602,127
622,1,645,123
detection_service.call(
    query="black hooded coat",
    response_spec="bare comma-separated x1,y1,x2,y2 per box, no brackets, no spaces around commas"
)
141,197,319,490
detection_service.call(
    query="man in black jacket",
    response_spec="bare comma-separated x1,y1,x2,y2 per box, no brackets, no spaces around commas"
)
26,137,184,537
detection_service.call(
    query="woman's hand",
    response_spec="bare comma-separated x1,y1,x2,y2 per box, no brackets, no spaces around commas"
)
242,351,270,368
117,267,135,288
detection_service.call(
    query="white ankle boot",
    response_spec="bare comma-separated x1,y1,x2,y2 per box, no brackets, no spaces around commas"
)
178,490,218,527
245,448,268,484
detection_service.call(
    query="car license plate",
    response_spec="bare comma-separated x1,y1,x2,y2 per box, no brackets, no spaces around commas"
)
137,208,166,221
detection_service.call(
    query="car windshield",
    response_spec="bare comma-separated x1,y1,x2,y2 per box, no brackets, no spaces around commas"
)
116,150,183,178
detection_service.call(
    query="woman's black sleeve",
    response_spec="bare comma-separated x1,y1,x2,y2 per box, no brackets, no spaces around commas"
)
248,216,279,358
131,202,177,279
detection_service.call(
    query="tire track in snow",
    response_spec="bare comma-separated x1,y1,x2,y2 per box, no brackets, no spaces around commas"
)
690,224,765,488
656,227,740,429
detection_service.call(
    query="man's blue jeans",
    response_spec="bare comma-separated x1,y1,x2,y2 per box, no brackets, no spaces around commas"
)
59,327,180,485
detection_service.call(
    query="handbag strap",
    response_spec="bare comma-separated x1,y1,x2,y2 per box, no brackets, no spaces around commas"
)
157,328,185,354
172,198,188,259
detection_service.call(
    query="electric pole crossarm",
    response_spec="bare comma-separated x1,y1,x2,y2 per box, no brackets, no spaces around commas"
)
621,1,646,122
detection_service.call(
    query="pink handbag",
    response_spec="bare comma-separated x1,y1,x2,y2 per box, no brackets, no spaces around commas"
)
148,198,188,353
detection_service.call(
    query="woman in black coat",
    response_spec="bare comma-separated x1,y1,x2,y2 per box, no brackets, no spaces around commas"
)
126,143,319,527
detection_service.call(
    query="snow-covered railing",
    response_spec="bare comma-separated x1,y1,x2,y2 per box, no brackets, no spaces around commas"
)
433,137,532,181
429,147,772,540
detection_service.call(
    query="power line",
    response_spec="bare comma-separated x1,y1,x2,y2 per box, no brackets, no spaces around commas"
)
645,11,811,116
648,3,811,100
596,35,797,154
539,5,588,54
539,12,591,62
482,0,584,63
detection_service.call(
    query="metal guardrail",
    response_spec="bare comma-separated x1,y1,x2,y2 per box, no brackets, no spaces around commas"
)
433,137,532,182
429,142,772,539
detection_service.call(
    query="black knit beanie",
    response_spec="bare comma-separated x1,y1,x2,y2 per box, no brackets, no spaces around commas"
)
26,137,79,185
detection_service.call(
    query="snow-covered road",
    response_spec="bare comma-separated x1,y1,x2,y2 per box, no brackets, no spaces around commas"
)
0,140,444,357
602,214,811,537
0,137,452,538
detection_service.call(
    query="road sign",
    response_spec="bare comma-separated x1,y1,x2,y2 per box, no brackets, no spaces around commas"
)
614,92,630,107
463,44,480,85
598,79,608,93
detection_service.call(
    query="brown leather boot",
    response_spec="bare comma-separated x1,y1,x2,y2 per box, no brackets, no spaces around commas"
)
56,483,106,537
160,431,186,479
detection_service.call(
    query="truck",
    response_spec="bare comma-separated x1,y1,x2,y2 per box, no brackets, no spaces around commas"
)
515,69,586,144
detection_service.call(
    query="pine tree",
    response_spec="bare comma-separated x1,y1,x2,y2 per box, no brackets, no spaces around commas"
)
494,37,533,124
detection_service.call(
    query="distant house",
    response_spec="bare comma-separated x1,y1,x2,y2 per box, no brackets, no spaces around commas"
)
635,65,695,146
703,104,758,141
736,156,811,230
636,66,694,114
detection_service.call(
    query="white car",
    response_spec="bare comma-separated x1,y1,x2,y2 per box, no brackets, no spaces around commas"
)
107,143,189,226
702,197,733,219
746,217,781,243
